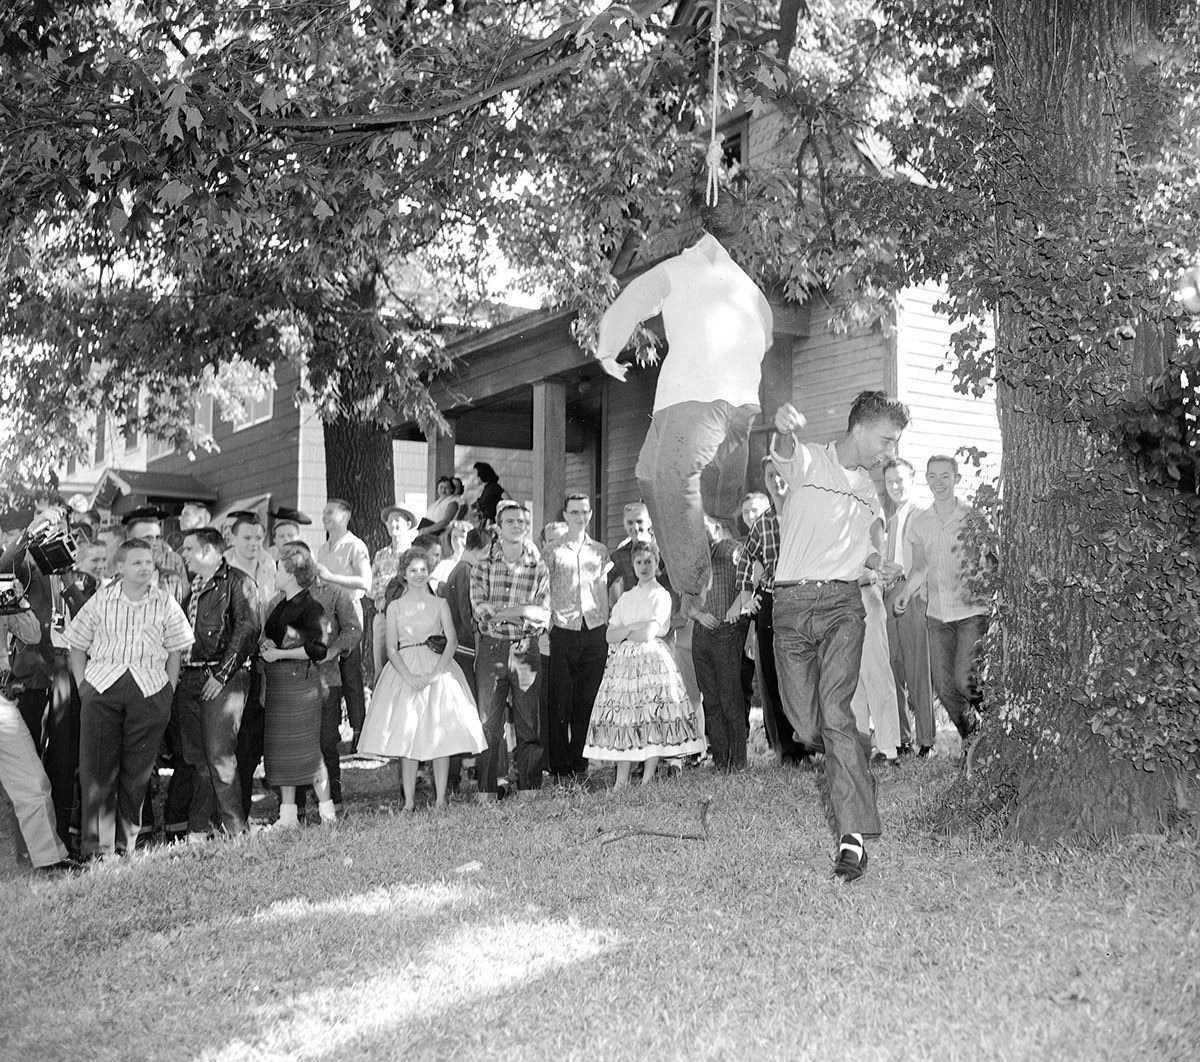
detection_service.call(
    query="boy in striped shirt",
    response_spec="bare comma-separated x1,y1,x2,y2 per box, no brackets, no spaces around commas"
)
66,538,194,859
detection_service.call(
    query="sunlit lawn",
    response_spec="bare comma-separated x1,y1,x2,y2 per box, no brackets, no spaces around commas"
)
2,735,1197,1061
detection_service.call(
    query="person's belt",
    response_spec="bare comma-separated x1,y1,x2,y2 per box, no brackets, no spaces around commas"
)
774,579,858,588
181,660,250,671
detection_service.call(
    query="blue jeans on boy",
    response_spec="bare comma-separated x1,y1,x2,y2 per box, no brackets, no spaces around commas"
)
773,581,880,839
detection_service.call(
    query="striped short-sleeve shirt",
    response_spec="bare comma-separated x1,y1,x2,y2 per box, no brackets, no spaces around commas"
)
65,582,194,695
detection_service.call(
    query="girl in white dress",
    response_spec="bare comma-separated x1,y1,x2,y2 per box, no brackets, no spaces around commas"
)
359,549,486,810
584,541,706,787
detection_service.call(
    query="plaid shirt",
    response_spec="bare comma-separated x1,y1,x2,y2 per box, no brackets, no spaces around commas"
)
736,508,780,593
706,538,744,625
470,540,550,640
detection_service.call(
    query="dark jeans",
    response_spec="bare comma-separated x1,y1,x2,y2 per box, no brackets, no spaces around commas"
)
162,695,192,835
773,582,880,839
236,664,266,820
78,671,173,858
693,620,751,771
475,634,543,793
40,653,82,847
636,399,759,599
927,613,988,738
14,686,48,753
547,624,608,777
883,586,934,747
754,591,806,760
175,669,248,834
339,643,366,734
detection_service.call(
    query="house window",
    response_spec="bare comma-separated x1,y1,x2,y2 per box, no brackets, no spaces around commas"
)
147,435,175,461
230,385,275,432
719,117,750,185
195,394,214,435
65,454,77,477
123,421,139,452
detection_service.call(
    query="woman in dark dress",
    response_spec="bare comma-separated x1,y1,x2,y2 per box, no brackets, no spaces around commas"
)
471,462,506,526
262,543,335,827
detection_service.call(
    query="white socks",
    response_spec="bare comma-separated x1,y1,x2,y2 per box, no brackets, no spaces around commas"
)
277,803,299,827
318,800,337,823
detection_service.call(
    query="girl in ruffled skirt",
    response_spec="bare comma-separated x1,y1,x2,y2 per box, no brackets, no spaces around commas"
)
584,540,706,786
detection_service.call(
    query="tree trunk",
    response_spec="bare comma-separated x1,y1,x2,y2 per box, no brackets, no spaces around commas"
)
971,0,1186,843
323,415,393,684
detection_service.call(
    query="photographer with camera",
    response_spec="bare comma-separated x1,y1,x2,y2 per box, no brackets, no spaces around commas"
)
0,496,98,853
0,578,71,871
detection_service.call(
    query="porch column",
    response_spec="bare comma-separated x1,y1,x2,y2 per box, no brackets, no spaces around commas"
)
532,380,566,532
426,416,457,503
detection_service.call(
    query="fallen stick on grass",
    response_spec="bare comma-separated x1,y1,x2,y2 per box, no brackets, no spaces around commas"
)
577,797,713,846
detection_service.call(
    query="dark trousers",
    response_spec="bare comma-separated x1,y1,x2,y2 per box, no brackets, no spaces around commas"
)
773,583,880,839
547,624,608,777
753,592,806,760
175,669,248,834
41,654,82,847
14,686,48,753
692,620,750,771
927,614,988,738
339,643,366,734
320,682,343,803
162,697,192,835
236,664,266,820
475,634,543,793
78,671,173,858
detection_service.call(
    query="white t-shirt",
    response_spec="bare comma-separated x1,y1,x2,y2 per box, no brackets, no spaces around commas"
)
596,233,772,411
770,438,881,583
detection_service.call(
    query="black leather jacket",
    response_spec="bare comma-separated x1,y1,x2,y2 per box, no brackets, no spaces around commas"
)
185,560,261,684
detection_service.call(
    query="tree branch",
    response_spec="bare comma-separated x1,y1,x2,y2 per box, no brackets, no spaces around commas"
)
257,0,673,132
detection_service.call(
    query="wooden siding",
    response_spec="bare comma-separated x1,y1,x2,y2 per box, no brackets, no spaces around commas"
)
896,283,1002,502
792,300,892,444
294,401,329,553
601,364,659,545
147,361,302,515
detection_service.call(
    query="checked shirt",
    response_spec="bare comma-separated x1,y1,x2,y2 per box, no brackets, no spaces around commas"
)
470,540,550,640
735,507,780,594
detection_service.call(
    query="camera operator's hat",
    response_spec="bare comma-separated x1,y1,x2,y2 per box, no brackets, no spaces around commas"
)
120,506,168,527
380,505,417,528
270,506,312,528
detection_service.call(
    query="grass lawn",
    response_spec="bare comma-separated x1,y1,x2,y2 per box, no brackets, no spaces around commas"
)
1,744,1197,1062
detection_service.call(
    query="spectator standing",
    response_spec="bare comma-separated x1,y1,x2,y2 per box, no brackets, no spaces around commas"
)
770,392,909,882
316,499,372,752
360,550,485,811
121,507,187,603
261,544,336,828
731,458,807,764
369,505,418,686
471,462,506,526
543,493,611,783
470,501,550,802
894,456,991,744
583,541,705,786
691,517,751,771
881,459,933,755
65,538,194,858
1,599,70,870
175,528,260,839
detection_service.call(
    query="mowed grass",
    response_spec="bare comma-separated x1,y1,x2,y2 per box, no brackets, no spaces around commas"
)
1,749,1197,1062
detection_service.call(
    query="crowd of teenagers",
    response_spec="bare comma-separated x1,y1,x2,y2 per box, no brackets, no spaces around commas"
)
0,394,991,883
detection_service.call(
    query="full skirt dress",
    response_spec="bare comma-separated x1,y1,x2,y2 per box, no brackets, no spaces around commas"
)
359,643,486,760
583,639,706,761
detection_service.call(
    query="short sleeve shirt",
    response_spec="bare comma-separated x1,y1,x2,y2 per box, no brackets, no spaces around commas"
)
770,439,881,583
906,501,990,622
544,536,611,631
317,532,371,604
